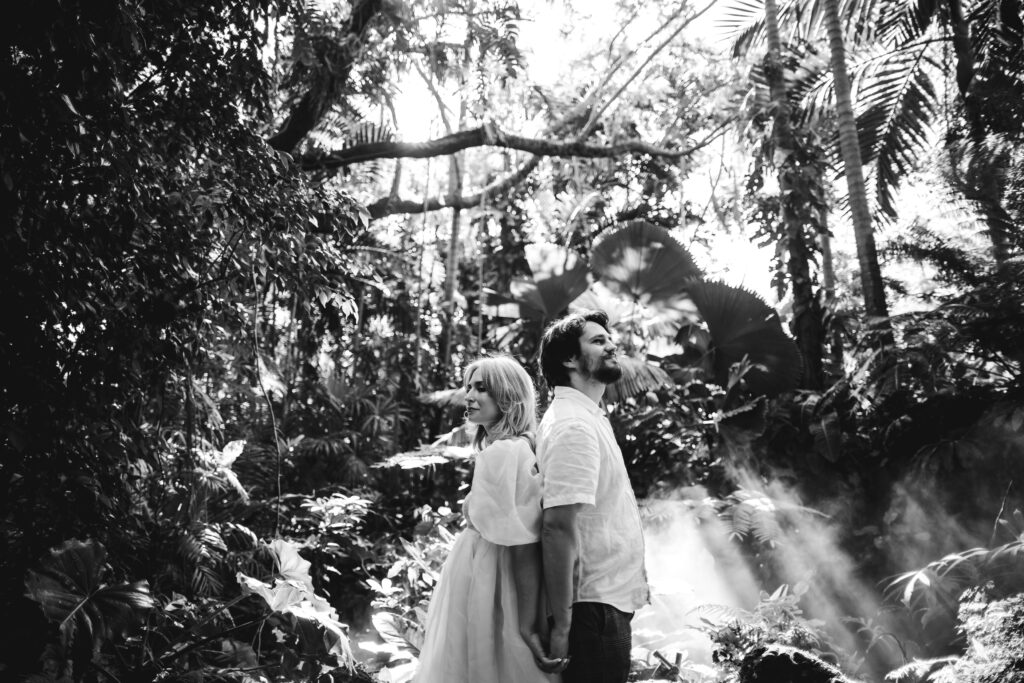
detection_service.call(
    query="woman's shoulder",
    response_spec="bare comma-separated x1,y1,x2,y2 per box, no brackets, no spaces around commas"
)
478,435,535,459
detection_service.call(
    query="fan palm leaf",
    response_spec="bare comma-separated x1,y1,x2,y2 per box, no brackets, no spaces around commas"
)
590,221,702,312
570,281,699,339
685,280,803,396
507,244,590,320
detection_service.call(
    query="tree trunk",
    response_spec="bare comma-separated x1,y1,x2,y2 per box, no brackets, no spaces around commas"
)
763,0,826,389
818,217,845,371
434,50,470,382
822,0,890,321
946,0,975,99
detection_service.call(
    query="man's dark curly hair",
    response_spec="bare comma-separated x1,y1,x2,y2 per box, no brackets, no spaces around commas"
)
538,309,611,388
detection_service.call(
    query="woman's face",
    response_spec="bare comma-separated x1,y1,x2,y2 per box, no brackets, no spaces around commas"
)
464,368,501,427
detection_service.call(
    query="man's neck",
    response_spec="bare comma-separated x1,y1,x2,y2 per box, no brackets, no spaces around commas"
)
567,375,606,405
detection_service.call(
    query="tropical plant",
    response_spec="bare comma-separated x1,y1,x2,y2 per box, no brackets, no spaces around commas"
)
701,583,833,680
362,504,461,678
885,509,1024,650
25,540,157,679
887,588,1024,683
721,0,1024,262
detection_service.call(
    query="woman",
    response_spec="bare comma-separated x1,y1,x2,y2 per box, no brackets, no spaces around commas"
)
415,356,562,683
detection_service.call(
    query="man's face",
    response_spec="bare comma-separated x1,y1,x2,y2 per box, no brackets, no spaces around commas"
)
575,321,622,384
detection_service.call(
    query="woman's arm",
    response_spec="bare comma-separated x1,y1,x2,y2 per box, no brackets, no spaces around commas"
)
511,542,543,641
511,542,564,672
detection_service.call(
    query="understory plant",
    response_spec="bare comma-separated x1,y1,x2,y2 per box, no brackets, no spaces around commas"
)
887,588,1024,683
701,583,835,682
25,537,364,682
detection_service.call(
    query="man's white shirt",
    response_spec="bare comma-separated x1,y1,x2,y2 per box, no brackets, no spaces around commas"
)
537,385,650,613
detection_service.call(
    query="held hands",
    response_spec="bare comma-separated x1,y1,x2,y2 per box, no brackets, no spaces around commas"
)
522,628,570,674
522,624,570,674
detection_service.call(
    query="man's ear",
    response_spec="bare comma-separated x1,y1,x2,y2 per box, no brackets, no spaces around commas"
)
562,355,578,371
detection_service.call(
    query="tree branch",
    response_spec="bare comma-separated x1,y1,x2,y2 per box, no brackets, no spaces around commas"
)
301,123,723,170
267,0,383,152
350,5,731,221
362,120,732,219
367,155,542,218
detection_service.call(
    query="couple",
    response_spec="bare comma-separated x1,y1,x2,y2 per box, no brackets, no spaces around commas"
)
415,310,650,683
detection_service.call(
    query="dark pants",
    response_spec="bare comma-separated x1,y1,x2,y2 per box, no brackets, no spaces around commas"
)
563,602,634,683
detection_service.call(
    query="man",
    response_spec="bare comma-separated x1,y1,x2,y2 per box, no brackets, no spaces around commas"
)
534,310,650,683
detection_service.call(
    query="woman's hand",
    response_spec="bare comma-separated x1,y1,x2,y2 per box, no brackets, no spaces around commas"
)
521,629,569,674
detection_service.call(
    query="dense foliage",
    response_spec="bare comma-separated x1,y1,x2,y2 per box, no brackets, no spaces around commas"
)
3,0,1024,682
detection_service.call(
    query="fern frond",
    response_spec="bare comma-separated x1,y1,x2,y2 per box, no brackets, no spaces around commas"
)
690,603,752,624
722,489,783,546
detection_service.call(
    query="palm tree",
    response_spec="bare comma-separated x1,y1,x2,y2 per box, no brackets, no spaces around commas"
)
724,0,890,323
724,0,1024,267
821,0,889,320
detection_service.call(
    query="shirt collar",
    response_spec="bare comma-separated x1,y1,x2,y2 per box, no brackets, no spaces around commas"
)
552,385,605,416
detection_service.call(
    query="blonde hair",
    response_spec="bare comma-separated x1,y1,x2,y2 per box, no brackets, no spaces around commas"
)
463,355,538,450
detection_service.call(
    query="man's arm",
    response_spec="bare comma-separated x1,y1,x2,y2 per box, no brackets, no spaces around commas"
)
542,503,582,661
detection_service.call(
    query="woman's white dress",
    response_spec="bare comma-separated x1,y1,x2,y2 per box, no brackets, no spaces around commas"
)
415,437,560,683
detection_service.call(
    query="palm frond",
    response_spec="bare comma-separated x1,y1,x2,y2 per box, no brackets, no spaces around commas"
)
717,0,771,57
854,44,938,217
789,47,834,125
720,0,881,57
969,0,1024,70
875,0,938,46
179,524,229,597
604,356,671,403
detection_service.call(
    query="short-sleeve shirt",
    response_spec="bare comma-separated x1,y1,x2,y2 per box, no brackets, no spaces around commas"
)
537,386,650,612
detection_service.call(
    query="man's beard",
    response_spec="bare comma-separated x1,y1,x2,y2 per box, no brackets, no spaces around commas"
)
582,354,623,384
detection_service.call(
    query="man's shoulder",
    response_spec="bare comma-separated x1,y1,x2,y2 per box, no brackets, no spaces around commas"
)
539,401,594,430
542,392,594,417
537,411,597,452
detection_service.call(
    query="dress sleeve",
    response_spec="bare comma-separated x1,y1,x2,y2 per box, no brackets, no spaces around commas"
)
540,418,601,508
463,439,543,546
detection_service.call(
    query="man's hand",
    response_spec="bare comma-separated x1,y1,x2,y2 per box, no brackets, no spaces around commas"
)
522,630,569,674
547,621,571,666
